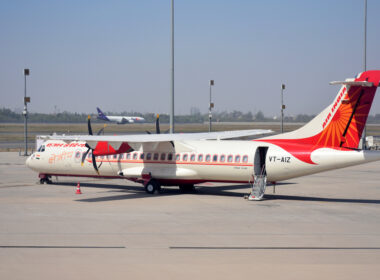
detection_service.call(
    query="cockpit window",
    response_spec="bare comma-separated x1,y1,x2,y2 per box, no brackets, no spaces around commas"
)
38,145,45,152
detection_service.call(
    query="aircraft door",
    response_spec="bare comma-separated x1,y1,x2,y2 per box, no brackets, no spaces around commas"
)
254,147,268,176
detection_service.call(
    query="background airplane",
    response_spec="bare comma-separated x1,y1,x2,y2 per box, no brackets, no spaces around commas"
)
97,107,145,124
27,71,380,200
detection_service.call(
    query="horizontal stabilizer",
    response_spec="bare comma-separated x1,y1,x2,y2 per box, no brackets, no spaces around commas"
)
329,80,374,87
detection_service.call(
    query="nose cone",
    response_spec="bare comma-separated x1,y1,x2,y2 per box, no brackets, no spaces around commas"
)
25,154,34,169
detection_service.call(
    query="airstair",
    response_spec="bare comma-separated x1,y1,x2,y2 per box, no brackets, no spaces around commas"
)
248,147,268,201
248,175,267,201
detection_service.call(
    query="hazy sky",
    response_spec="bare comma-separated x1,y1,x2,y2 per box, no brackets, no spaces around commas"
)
1,0,380,117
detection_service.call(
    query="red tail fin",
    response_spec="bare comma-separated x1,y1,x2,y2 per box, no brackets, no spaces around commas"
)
321,71,380,148
258,70,380,164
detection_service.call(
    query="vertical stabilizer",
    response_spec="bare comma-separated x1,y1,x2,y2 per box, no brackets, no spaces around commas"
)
258,71,380,164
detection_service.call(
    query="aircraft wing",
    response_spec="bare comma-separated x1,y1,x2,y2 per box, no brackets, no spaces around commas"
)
48,129,272,151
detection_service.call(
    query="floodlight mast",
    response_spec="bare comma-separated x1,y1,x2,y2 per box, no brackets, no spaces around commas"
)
281,84,285,133
209,80,214,132
23,69,30,156
361,0,367,149
170,0,175,134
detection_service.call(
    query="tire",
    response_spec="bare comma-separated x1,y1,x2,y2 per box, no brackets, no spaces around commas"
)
145,180,159,194
39,178,45,184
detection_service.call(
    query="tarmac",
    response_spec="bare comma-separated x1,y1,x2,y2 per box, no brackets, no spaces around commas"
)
1,152,380,279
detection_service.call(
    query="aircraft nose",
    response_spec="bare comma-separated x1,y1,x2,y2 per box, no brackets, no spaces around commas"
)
25,154,33,169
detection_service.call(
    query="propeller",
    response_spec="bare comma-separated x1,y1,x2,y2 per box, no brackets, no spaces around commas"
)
146,114,161,134
87,115,93,135
81,115,100,174
155,114,160,134
97,124,107,135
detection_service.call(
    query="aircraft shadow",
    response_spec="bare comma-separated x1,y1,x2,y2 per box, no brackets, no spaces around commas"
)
52,181,380,204
54,181,142,192
263,194,380,204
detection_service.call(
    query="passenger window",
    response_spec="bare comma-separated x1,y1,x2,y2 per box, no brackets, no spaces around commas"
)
190,154,195,161
160,153,166,161
212,155,218,162
133,153,138,160
100,155,104,159
235,155,241,162
168,153,173,161
205,154,211,162
126,153,131,160
183,154,188,161
198,154,203,162
153,153,159,160
227,155,233,162
88,152,92,159
243,155,248,163
220,155,225,162
140,153,144,160
113,154,118,159
75,151,81,158
119,154,124,160
176,154,180,161
146,153,152,160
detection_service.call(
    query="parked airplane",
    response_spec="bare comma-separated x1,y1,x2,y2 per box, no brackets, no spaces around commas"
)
97,107,145,124
27,71,380,200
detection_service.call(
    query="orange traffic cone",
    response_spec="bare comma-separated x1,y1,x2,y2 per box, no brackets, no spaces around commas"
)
76,182,82,194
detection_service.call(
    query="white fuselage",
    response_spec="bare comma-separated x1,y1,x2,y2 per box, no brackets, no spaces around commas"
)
26,139,380,185
100,116,145,124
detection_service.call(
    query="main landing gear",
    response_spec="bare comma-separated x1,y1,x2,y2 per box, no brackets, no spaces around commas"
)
144,180,161,194
143,181,195,194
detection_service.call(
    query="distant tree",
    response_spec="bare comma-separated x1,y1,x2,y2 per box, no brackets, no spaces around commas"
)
255,111,265,121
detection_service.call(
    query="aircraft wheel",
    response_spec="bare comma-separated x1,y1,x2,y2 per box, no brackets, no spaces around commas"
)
179,184,195,193
40,177,52,184
145,180,159,194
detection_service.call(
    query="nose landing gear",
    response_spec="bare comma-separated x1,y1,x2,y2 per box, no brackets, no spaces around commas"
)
39,175,52,184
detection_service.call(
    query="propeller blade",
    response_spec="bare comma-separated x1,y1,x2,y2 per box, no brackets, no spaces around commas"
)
97,124,107,135
87,115,93,135
156,114,160,134
81,147,91,166
91,153,99,175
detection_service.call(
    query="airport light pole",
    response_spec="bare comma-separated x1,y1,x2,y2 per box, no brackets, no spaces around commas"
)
281,84,285,133
209,80,214,132
169,0,175,134
361,0,367,149
23,69,30,156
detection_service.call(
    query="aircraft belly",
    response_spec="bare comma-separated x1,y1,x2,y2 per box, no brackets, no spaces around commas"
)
121,163,199,179
195,164,252,182
119,163,252,182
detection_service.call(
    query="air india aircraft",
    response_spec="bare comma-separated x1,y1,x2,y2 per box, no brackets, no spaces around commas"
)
27,71,380,200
